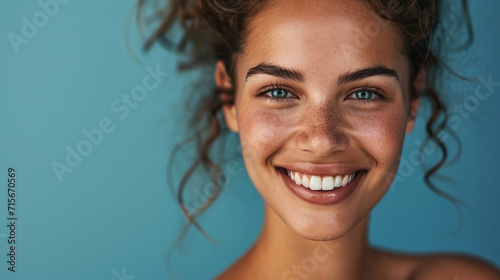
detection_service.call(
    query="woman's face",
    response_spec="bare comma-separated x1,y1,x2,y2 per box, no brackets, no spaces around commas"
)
220,0,419,240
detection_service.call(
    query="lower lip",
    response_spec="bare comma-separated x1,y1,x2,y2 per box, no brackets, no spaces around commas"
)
279,168,364,205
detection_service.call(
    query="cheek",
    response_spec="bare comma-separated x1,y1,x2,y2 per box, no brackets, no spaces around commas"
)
344,107,408,211
237,106,293,164
349,107,408,170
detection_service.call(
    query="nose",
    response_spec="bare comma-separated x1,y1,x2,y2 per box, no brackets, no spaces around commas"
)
295,102,349,156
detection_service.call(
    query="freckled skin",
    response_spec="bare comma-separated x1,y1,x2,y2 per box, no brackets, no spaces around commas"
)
215,0,500,279
222,0,413,277
233,5,411,237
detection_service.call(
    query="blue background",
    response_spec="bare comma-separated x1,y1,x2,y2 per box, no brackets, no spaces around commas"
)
1,0,499,279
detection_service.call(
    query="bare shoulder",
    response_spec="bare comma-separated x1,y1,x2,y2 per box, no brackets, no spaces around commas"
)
410,254,500,280
372,249,500,280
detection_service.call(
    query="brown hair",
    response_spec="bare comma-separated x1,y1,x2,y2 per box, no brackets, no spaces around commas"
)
137,0,473,239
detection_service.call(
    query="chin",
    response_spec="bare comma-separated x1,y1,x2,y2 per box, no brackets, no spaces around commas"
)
281,207,367,241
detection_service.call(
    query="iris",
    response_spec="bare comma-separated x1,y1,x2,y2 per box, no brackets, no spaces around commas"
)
355,90,374,99
271,88,288,98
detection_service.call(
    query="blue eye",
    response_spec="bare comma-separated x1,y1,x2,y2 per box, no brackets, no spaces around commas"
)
257,84,297,103
269,88,289,98
354,89,374,99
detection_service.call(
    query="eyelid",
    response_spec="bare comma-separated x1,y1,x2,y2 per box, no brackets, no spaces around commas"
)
255,82,388,102
256,82,299,101
345,84,387,100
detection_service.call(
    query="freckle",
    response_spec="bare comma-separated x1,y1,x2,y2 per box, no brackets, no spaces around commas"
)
305,102,351,144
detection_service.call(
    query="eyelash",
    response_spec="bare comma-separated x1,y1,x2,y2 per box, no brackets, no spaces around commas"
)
257,82,297,103
346,84,386,103
256,83,387,103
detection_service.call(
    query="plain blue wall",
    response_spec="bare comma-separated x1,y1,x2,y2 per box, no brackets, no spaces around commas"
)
1,0,499,279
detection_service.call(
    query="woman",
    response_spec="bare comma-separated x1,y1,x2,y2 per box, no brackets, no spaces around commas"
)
140,0,500,279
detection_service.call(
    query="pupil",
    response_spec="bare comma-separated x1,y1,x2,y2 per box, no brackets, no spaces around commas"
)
272,89,287,98
356,90,372,99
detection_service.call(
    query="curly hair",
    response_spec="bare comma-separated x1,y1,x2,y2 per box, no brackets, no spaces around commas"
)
137,0,473,239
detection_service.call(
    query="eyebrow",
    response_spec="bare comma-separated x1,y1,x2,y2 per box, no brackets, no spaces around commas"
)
245,63,400,85
246,63,304,83
337,65,400,85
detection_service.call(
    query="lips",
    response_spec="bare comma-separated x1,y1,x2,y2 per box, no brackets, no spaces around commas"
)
277,167,365,204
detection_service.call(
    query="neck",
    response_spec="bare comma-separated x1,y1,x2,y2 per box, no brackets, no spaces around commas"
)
247,205,375,280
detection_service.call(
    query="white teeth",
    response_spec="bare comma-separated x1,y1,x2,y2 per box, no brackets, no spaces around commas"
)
302,175,310,188
341,174,349,187
285,169,357,191
322,177,334,191
294,172,302,185
334,176,343,187
310,176,322,190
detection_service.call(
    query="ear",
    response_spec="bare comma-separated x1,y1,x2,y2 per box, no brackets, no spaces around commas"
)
215,60,238,132
406,67,423,134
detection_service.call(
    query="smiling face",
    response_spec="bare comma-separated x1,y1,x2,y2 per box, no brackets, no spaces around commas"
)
219,0,419,240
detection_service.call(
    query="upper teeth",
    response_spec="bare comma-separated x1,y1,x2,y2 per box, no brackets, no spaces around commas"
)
286,170,356,191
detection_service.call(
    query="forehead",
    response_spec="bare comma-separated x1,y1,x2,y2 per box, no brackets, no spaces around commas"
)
238,0,407,82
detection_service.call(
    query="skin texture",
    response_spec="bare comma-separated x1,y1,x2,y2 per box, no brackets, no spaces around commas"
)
214,0,500,279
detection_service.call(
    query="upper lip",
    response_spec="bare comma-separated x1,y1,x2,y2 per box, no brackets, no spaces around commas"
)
276,162,365,177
